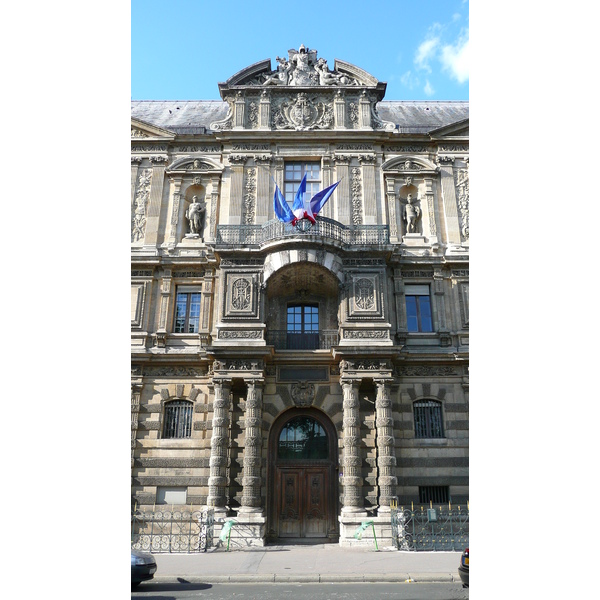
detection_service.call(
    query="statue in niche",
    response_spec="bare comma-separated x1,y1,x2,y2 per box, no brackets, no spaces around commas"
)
403,193,421,234
185,195,206,237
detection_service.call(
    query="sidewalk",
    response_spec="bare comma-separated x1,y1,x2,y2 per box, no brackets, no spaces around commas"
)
152,544,462,584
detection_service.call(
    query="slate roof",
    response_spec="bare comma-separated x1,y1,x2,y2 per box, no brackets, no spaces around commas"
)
131,100,468,135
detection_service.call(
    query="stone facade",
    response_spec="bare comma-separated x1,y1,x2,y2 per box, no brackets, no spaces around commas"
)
131,46,469,547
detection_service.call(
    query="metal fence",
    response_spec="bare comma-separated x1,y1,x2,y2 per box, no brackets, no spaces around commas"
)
266,329,339,350
216,217,389,248
131,507,214,553
390,502,469,551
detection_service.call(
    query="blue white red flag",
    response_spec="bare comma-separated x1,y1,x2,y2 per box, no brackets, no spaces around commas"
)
272,175,340,225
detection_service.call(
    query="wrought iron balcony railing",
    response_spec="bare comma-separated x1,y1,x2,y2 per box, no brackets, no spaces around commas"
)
216,217,389,248
266,329,339,350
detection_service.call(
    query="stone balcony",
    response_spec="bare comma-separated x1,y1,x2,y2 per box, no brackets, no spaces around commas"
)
216,217,389,249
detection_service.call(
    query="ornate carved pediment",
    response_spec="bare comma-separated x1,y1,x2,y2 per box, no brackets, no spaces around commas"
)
221,46,381,89
166,156,224,174
381,155,439,175
131,118,175,140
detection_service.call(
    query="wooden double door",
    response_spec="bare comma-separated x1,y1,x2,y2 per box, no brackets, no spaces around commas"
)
268,408,338,542
277,465,329,538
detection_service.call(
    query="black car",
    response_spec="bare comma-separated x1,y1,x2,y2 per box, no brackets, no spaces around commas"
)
458,547,469,588
131,549,157,586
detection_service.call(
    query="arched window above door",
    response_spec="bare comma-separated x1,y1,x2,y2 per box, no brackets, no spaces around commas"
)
278,416,328,460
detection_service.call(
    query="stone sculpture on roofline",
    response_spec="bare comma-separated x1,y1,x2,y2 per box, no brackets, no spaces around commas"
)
261,44,358,87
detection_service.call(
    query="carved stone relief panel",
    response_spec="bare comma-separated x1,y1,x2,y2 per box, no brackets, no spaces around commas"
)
243,167,257,224
131,168,152,242
347,273,383,319
222,271,259,319
454,167,469,241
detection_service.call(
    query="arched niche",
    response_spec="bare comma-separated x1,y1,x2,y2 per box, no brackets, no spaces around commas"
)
265,262,340,350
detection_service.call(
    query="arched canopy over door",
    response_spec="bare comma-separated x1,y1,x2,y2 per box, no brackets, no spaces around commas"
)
268,408,339,542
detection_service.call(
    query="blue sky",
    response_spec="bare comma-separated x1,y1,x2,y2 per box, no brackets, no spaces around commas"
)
132,0,469,101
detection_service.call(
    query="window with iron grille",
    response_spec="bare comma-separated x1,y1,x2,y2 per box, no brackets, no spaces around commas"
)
174,287,201,333
286,304,319,349
419,485,449,504
414,400,444,438
405,284,433,332
163,400,193,439
284,162,321,204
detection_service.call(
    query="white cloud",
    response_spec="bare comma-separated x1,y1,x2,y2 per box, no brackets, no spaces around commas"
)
400,70,419,90
440,30,469,83
424,80,435,96
415,37,439,73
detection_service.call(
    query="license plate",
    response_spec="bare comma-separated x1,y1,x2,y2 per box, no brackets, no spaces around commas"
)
149,567,156,574
464,557,469,566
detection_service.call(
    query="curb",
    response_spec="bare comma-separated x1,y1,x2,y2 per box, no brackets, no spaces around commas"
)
153,573,458,584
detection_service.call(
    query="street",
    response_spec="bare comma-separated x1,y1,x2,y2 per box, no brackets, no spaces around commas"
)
131,582,468,600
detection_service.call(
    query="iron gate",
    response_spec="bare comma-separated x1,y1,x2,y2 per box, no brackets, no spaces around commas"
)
131,507,214,553
391,503,469,551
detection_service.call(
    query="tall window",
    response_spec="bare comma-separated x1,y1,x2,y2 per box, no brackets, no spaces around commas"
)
287,304,319,349
413,400,444,438
284,162,321,204
174,288,201,333
163,400,193,439
405,284,433,332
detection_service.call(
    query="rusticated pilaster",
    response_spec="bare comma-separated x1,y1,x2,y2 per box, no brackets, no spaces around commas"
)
131,383,143,470
374,380,397,513
240,379,264,513
341,379,364,514
207,379,232,509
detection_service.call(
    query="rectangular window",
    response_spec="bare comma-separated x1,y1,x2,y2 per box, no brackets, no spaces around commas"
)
286,304,319,349
174,287,201,333
419,486,449,504
156,487,187,505
414,400,444,438
405,284,433,332
284,162,321,204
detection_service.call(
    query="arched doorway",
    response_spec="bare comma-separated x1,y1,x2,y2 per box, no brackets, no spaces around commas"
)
267,408,339,542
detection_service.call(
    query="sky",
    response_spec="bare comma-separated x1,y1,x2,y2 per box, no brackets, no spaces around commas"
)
132,0,469,101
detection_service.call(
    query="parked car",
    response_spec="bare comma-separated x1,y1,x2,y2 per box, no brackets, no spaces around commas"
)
458,547,469,588
131,549,157,586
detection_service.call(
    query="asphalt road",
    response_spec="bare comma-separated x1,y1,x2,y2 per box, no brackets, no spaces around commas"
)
131,582,469,600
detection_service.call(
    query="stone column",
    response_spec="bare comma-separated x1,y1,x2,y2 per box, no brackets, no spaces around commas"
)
131,157,142,209
374,379,397,514
166,177,183,246
259,90,271,129
234,92,245,129
255,156,272,223
155,269,172,347
341,379,365,516
144,156,168,247
207,174,220,242
333,155,351,224
207,378,232,515
131,382,143,471
321,155,334,219
228,155,246,223
358,91,371,129
438,157,461,244
386,176,400,242
239,379,264,514
334,90,346,129
359,155,377,225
